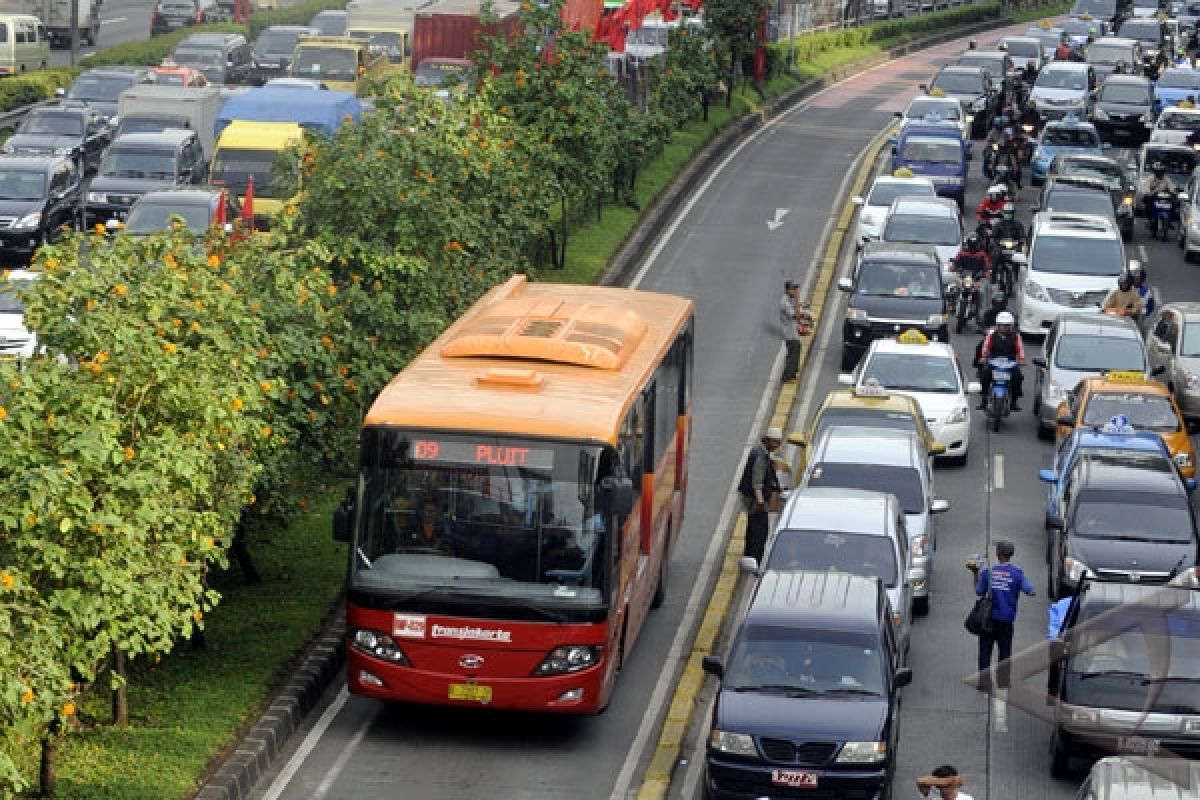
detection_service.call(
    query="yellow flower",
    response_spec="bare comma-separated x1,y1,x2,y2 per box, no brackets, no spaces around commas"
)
93,223,106,234
0,572,12,589
163,342,177,354
113,284,127,297
326,284,337,297
85,298,96,311
172,318,183,328
190,321,201,332
24,512,35,527
261,425,272,438
193,610,203,622
320,336,334,350
336,364,349,377
258,347,268,359
0,406,7,421
46,413,54,427
62,701,76,717
230,397,244,411
259,381,272,393
8,378,19,390
164,253,177,268
206,254,220,268
95,350,109,364
88,362,101,376
20,686,33,704
43,258,58,271
123,446,135,461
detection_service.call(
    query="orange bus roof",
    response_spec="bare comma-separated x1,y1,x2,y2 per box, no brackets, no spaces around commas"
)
364,275,694,443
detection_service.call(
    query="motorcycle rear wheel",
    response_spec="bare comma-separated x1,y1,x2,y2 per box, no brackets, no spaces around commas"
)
992,395,1008,432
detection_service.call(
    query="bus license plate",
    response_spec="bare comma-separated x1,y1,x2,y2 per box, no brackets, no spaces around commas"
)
448,683,492,703
1118,736,1160,755
771,770,818,788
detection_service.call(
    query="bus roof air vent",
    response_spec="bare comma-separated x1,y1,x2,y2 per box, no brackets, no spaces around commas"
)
442,300,647,369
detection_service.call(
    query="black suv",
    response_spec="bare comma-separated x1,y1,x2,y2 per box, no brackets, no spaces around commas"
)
1092,74,1155,144
1049,577,1200,777
251,25,316,84
151,0,220,35
0,156,81,260
702,571,911,800
63,67,151,122
1036,176,1134,240
2,102,111,174
956,49,1014,103
121,187,237,236
84,130,208,228
1047,450,1198,598
1116,17,1171,75
928,66,1000,138
838,242,947,370
172,32,252,85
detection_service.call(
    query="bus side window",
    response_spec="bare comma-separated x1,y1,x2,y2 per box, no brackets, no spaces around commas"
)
679,319,693,415
15,23,27,44
618,398,644,512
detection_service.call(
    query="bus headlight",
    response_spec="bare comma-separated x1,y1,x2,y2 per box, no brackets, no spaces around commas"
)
533,644,602,675
710,730,757,756
351,628,410,664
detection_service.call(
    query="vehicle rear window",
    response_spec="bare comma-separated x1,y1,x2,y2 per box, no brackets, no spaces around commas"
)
1157,70,1200,89
1058,160,1123,188
1030,234,1123,275
1181,322,1200,356
1005,40,1041,59
1118,21,1162,42
867,181,936,208
1072,493,1194,542
1100,83,1152,104
767,531,899,587
905,98,962,122
1143,148,1198,175
1042,190,1114,218
898,136,961,165
1158,112,1200,131
1055,333,1145,370
807,462,925,514
1087,43,1133,63
884,212,960,246
1042,127,1100,147
255,29,300,54
814,409,919,438
933,71,983,93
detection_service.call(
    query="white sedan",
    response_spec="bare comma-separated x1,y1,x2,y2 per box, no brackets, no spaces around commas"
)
839,331,981,463
1149,106,1200,145
852,174,938,248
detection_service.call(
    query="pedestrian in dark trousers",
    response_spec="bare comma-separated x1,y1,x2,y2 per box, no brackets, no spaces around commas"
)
739,427,782,562
781,281,802,382
967,540,1035,732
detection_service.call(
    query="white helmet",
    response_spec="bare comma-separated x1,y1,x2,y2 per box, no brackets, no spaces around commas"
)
996,311,1015,326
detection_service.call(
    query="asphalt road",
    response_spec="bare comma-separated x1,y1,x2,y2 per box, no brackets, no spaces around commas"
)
47,0,153,67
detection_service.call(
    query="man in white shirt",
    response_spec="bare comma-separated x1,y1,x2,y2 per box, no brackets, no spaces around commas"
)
916,765,974,800
780,280,802,382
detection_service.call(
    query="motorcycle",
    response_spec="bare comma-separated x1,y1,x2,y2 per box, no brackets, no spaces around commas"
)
983,143,999,180
1149,190,1181,241
987,356,1018,432
992,238,1022,297
953,273,982,334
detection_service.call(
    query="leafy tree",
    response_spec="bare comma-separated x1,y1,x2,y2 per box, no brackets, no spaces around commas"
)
703,0,771,103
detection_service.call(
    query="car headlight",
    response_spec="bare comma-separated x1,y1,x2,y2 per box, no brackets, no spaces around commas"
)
86,191,106,204
1064,556,1093,583
1184,718,1200,733
533,644,602,675
53,147,72,156
1176,451,1192,467
350,628,410,664
837,741,887,764
927,313,949,327
911,534,929,557
13,212,41,230
1025,280,1051,303
1094,107,1109,120
847,308,869,321
709,729,757,756
945,406,968,425
1061,703,1099,725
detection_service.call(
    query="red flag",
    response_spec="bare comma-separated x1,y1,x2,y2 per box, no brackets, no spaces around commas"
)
241,175,255,232
213,189,226,229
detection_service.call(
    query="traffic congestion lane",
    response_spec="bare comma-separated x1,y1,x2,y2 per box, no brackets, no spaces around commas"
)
243,18,1060,800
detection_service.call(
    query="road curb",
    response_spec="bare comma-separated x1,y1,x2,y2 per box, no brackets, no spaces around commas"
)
633,128,890,800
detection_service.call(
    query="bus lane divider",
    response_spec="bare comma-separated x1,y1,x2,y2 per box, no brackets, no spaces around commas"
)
634,128,892,800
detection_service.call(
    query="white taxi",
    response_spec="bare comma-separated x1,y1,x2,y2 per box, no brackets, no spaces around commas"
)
1148,105,1200,145
852,171,938,248
838,329,981,463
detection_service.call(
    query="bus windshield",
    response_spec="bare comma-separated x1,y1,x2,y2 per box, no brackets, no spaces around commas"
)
351,429,612,611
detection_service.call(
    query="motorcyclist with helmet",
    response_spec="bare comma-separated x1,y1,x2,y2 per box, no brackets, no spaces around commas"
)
1129,264,1155,315
1102,272,1144,317
977,184,1008,222
980,291,1009,328
976,312,1026,411
1054,33,1074,61
991,202,1025,247
951,233,991,326
1142,161,1176,222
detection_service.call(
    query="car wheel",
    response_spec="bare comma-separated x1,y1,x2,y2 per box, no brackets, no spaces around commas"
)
913,595,930,617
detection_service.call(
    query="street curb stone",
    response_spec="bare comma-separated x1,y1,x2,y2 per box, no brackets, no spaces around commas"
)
195,13,1046,799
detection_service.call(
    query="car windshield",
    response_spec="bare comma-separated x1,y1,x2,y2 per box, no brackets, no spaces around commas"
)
255,30,301,55
860,352,960,392
1143,148,1198,174
210,148,283,197
173,48,222,67
933,71,984,93
855,260,941,298
1042,127,1100,147
1087,43,1132,63
1043,190,1115,217
117,115,189,136
1083,391,1181,430
627,26,670,47
807,462,925,514
1072,617,1200,684
1157,70,1200,89
67,74,133,102
1181,321,1200,356
1101,83,1152,104
1060,161,1123,188
1071,493,1194,542
884,212,960,245
727,625,884,695
0,280,29,314
898,136,961,164
1119,21,1161,42
867,181,936,208
1030,235,1123,275
1037,68,1088,90
766,531,899,587
904,98,962,121
1005,40,1042,59
1156,111,1200,131
124,200,211,234
98,149,178,179
1055,333,1146,370
0,170,45,201
414,61,474,88
292,46,358,80
19,112,83,136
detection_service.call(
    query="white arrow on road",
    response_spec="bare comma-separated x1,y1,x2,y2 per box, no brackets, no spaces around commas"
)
766,208,790,231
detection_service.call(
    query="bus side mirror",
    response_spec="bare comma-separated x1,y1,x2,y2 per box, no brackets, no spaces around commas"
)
602,475,635,518
333,494,355,542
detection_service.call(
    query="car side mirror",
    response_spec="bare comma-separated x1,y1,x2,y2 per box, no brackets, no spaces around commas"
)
701,654,724,678
332,495,355,542
787,432,806,447
894,667,913,688
1038,468,1057,483
739,556,760,575
1152,364,1166,376
967,381,982,394
1056,414,1075,426
930,497,950,514
852,196,864,206
930,442,947,456
1033,356,1048,368
1046,513,1066,530
837,277,854,292
1187,478,1198,492
836,373,854,386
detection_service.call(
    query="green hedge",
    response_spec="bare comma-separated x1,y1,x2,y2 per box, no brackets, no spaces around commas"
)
248,0,347,37
0,67,80,116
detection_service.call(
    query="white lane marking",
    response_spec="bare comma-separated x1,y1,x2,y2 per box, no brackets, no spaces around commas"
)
100,16,127,24
310,708,376,799
1139,244,1149,262
992,453,1005,491
260,687,354,800
766,207,790,230
609,345,784,799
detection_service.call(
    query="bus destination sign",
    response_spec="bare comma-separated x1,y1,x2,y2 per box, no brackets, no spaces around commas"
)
411,439,555,470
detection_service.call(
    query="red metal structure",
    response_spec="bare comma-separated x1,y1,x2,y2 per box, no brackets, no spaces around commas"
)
233,0,251,26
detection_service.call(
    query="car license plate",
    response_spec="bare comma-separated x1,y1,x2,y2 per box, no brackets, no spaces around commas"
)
993,370,1011,381
447,683,492,703
1156,201,1173,210
771,770,818,788
1118,736,1160,755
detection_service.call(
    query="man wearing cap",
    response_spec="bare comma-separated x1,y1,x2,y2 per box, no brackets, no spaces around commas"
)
780,281,802,382
738,428,783,562
967,540,1035,732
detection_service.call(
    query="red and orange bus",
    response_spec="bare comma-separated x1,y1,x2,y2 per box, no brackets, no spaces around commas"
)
333,275,694,713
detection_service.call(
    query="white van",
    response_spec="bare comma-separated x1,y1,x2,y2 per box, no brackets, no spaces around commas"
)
0,14,48,75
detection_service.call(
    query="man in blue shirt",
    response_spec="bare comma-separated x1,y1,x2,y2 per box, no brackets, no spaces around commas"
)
968,540,1035,732
1045,596,1073,702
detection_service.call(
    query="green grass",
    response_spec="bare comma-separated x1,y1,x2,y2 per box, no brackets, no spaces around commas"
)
1007,0,1072,23
35,496,345,799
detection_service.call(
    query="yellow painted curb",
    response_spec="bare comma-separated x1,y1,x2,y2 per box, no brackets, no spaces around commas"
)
634,129,891,800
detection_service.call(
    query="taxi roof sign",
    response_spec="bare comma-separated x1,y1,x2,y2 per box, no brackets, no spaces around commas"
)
893,167,915,177
1105,370,1146,384
1077,11,1092,18
928,87,946,97
1101,414,1135,434
897,328,929,345
1040,18,1053,28
855,378,889,398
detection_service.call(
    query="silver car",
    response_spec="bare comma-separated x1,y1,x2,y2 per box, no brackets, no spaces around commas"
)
798,426,949,616
1146,302,1200,423
1077,756,1200,800
749,487,915,654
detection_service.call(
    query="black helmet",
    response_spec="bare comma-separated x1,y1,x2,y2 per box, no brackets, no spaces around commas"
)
1118,272,1134,291
966,232,981,250
991,291,1007,307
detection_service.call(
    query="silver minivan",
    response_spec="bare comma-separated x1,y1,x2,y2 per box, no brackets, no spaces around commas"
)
798,426,949,616
746,487,915,654
1078,757,1200,799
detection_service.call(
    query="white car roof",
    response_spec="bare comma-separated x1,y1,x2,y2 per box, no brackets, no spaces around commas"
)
864,338,958,361
889,196,960,217
1032,211,1121,239
870,175,937,190
812,426,924,468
